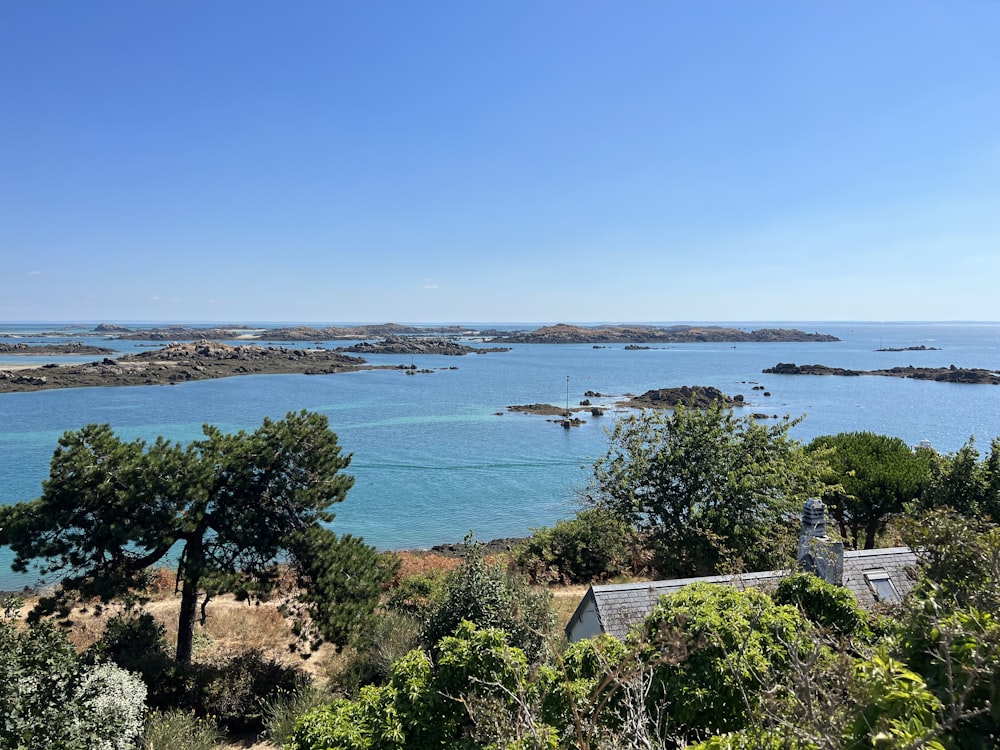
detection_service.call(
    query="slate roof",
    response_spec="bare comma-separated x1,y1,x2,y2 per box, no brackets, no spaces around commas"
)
566,546,918,641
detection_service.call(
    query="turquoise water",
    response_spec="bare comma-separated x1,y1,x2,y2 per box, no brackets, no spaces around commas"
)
2,321,999,590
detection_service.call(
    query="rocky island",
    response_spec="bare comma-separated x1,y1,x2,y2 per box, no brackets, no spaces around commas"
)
0,341,375,393
105,323,473,341
0,342,116,356
489,323,839,344
763,362,1000,385
508,385,741,424
875,345,941,352
341,337,510,355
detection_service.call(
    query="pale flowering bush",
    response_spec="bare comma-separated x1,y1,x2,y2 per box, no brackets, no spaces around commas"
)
78,662,148,750
0,596,148,750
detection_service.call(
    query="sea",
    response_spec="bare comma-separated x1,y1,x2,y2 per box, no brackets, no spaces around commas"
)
2,321,999,591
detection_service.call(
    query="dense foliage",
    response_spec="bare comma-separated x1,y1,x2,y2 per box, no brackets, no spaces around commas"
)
918,436,1000,520
1,597,147,750
807,431,933,549
587,403,824,576
635,582,817,738
422,534,554,663
0,410,359,663
515,508,636,584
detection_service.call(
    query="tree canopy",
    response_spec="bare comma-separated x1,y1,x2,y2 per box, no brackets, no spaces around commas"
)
0,410,358,662
806,431,932,549
586,403,824,577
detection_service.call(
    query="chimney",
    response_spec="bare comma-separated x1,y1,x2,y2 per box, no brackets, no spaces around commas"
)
797,498,844,586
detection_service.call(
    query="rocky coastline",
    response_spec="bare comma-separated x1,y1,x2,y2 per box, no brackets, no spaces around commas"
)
340,337,510,356
0,341,377,393
0,342,116,356
489,323,839,344
763,362,1000,385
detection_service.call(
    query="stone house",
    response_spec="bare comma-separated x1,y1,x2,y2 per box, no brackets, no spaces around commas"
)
565,498,917,642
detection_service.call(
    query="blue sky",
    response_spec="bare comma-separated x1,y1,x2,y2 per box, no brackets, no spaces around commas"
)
2,2,998,323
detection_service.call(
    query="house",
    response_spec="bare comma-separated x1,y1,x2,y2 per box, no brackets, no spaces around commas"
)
565,499,918,642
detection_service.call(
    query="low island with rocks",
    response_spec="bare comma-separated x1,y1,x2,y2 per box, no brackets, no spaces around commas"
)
0,342,117,356
0,341,379,393
507,385,744,427
489,323,839,344
340,337,510,356
763,362,1000,385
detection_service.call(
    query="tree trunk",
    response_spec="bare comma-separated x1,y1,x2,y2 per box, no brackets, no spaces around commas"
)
175,538,203,664
863,520,879,550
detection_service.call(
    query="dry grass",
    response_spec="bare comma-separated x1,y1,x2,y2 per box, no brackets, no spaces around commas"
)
394,550,462,579
550,584,589,633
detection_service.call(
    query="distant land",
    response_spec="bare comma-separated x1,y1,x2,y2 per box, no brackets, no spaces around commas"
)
486,323,839,344
55,322,842,343
764,362,1000,385
0,323,839,394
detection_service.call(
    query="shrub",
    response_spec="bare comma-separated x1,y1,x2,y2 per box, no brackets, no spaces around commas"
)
634,583,816,739
287,622,542,750
1,597,147,750
515,508,633,584
773,572,872,638
141,710,223,750
194,647,307,732
422,535,554,663
261,682,335,747
385,568,449,617
332,611,423,693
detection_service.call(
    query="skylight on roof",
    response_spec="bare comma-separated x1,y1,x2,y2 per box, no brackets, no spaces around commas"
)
863,570,900,603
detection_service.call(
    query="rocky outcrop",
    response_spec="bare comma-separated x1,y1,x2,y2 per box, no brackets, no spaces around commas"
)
875,345,941,352
507,385,740,419
626,385,736,409
342,338,509,356
94,324,133,333
490,324,839,344
107,323,474,341
764,362,1000,385
0,343,115,355
0,341,374,393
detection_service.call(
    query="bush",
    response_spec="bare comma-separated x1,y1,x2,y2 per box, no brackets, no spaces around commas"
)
262,682,335,747
1,597,147,750
422,534,554,662
515,508,633,584
385,569,449,617
332,611,423,693
141,710,222,750
634,583,816,739
773,572,872,638
194,647,307,733
287,622,541,750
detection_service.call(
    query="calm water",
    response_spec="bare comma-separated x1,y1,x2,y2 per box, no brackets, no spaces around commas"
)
2,321,999,590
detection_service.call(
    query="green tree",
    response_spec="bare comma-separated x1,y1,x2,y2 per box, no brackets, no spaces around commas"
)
588,403,823,577
0,410,357,663
919,436,1000,522
806,432,931,549
422,535,554,664
287,526,401,653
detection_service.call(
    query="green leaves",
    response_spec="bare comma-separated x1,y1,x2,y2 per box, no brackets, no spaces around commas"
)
807,431,932,549
590,402,822,577
1,410,362,663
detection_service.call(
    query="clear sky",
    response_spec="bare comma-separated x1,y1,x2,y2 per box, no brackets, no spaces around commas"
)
2,1,998,323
